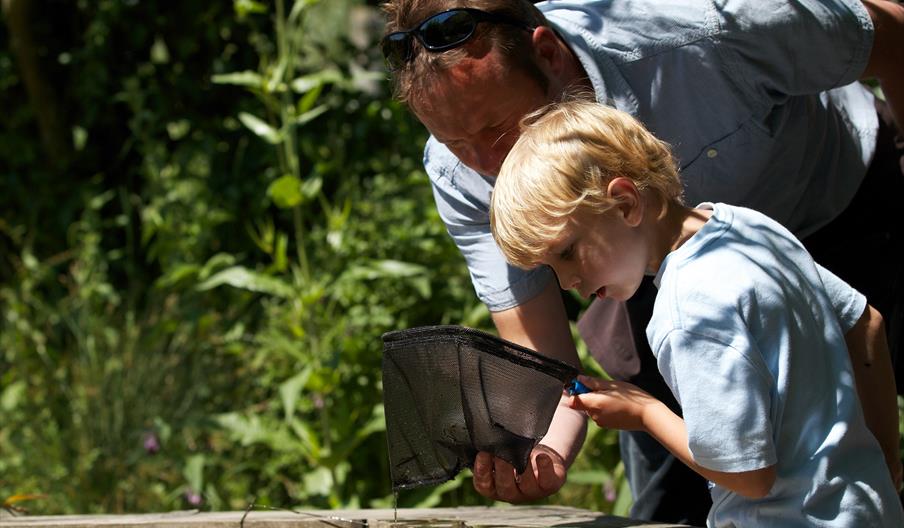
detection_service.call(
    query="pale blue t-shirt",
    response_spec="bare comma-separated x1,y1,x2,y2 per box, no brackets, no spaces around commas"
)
648,203,903,527
425,0,878,311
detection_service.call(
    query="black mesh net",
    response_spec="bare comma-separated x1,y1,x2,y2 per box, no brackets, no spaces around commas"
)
381,325,579,490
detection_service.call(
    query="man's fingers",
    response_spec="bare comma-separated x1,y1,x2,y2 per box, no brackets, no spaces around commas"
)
472,452,496,498
493,457,521,500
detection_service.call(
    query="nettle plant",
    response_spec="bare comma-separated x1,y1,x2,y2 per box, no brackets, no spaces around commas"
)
200,0,480,508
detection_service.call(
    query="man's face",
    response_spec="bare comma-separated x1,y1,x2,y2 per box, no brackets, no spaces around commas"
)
412,49,551,177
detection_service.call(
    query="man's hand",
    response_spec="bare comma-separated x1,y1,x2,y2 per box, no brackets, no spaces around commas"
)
472,444,567,502
567,375,658,431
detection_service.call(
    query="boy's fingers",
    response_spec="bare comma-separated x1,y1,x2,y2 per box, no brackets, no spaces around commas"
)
576,374,609,391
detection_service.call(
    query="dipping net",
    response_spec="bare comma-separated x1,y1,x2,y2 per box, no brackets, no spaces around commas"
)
381,325,579,490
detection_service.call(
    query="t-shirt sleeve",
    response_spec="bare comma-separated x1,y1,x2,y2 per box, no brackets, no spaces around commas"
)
657,328,777,473
815,263,867,334
424,138,553,311
714,0,873,108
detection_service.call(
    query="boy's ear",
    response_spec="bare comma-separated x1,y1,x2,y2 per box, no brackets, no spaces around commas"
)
607,177,644,227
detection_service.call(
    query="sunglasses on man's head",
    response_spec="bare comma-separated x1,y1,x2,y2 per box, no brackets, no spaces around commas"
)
381,8,533,71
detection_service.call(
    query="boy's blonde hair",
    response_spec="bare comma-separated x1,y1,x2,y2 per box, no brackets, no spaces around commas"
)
490,100,684,269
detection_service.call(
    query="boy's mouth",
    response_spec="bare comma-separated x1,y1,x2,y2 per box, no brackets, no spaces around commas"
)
594,286,606,300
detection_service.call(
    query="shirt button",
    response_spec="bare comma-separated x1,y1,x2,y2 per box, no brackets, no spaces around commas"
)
707,148,718,159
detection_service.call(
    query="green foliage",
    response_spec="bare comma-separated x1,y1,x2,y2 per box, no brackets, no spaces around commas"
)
0,0,624,515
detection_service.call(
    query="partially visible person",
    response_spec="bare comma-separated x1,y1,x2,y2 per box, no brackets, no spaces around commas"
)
380,0,904,522
490,99,904,527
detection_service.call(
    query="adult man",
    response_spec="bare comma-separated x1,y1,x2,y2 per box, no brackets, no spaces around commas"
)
381,0,904,524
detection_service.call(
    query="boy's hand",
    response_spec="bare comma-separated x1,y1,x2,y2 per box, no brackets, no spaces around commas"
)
472,444,567,502
567,374,659,431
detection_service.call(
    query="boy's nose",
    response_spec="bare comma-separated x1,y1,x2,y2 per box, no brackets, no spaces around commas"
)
558,273,580,292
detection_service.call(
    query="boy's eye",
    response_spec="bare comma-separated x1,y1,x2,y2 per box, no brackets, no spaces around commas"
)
559,244,575,260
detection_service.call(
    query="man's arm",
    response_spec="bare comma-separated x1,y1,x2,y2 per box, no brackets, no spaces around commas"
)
861,0,904,130
471,279,588,502
845,304,903,489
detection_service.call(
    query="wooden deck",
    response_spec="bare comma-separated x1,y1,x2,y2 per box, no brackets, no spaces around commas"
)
0,506,694,528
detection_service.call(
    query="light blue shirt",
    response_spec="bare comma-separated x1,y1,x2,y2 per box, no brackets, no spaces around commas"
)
425,0,878,311
648,203,903,527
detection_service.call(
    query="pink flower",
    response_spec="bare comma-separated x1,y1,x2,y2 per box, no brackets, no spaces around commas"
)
143,432,160,454
184,489,203,507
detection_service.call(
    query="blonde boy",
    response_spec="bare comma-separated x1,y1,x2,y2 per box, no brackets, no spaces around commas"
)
490,100,904,527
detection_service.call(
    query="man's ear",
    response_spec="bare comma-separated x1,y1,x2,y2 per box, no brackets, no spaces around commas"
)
607,177,644,227
531,26,567,77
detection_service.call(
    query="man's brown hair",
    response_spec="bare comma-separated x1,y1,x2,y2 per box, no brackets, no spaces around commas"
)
381,0,549,106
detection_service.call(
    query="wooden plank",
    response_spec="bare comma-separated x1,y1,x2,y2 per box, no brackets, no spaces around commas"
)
0,507,692,528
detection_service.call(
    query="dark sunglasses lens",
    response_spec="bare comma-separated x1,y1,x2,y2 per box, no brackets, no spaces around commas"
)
381,33,409,69
420,10,476,49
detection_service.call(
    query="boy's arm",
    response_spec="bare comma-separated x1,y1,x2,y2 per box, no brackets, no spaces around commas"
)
845,304,903,489
861,0,904,131
570,376,777,498
471,280,587,503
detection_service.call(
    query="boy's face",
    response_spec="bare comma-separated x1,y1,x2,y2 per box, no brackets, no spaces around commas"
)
541,207,650,302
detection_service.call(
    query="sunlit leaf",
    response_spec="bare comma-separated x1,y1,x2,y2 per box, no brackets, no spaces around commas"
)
238,112,282,144
154,264,200,288
279,367,312,421
301,176,322,200
302,467,333,497
290,70,343,94
295,105,329,127
211,70,264,87
184,454,205,494
197,266,294,298
287,0,319,24
234,0,267,18
72,126,88,151
267,175,304,209
150,36,170,64
1,381,26,411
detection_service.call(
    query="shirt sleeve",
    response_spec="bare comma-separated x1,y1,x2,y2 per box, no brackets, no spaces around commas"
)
424,138,553,312
714,0,873,109
657,328,777,473
816,263,867,333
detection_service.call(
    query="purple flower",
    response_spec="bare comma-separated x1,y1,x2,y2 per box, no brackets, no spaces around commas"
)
184,489,203,507
143,432,160,454
313,394,325,409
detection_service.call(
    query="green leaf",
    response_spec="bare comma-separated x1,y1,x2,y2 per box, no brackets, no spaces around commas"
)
301,176,322,200
154,263,200,288
72,126,88,151
211,71,264,87
1,380,26,411
287,0,319,24
290,70,343,94
267,175,304,209
197,266,294,298
279,367,312,421
150,36,170,64
302,467,333,497
234,0,267,18
238,112,281,144
289,418,321,461
294,104,329,127
184,454,205,493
